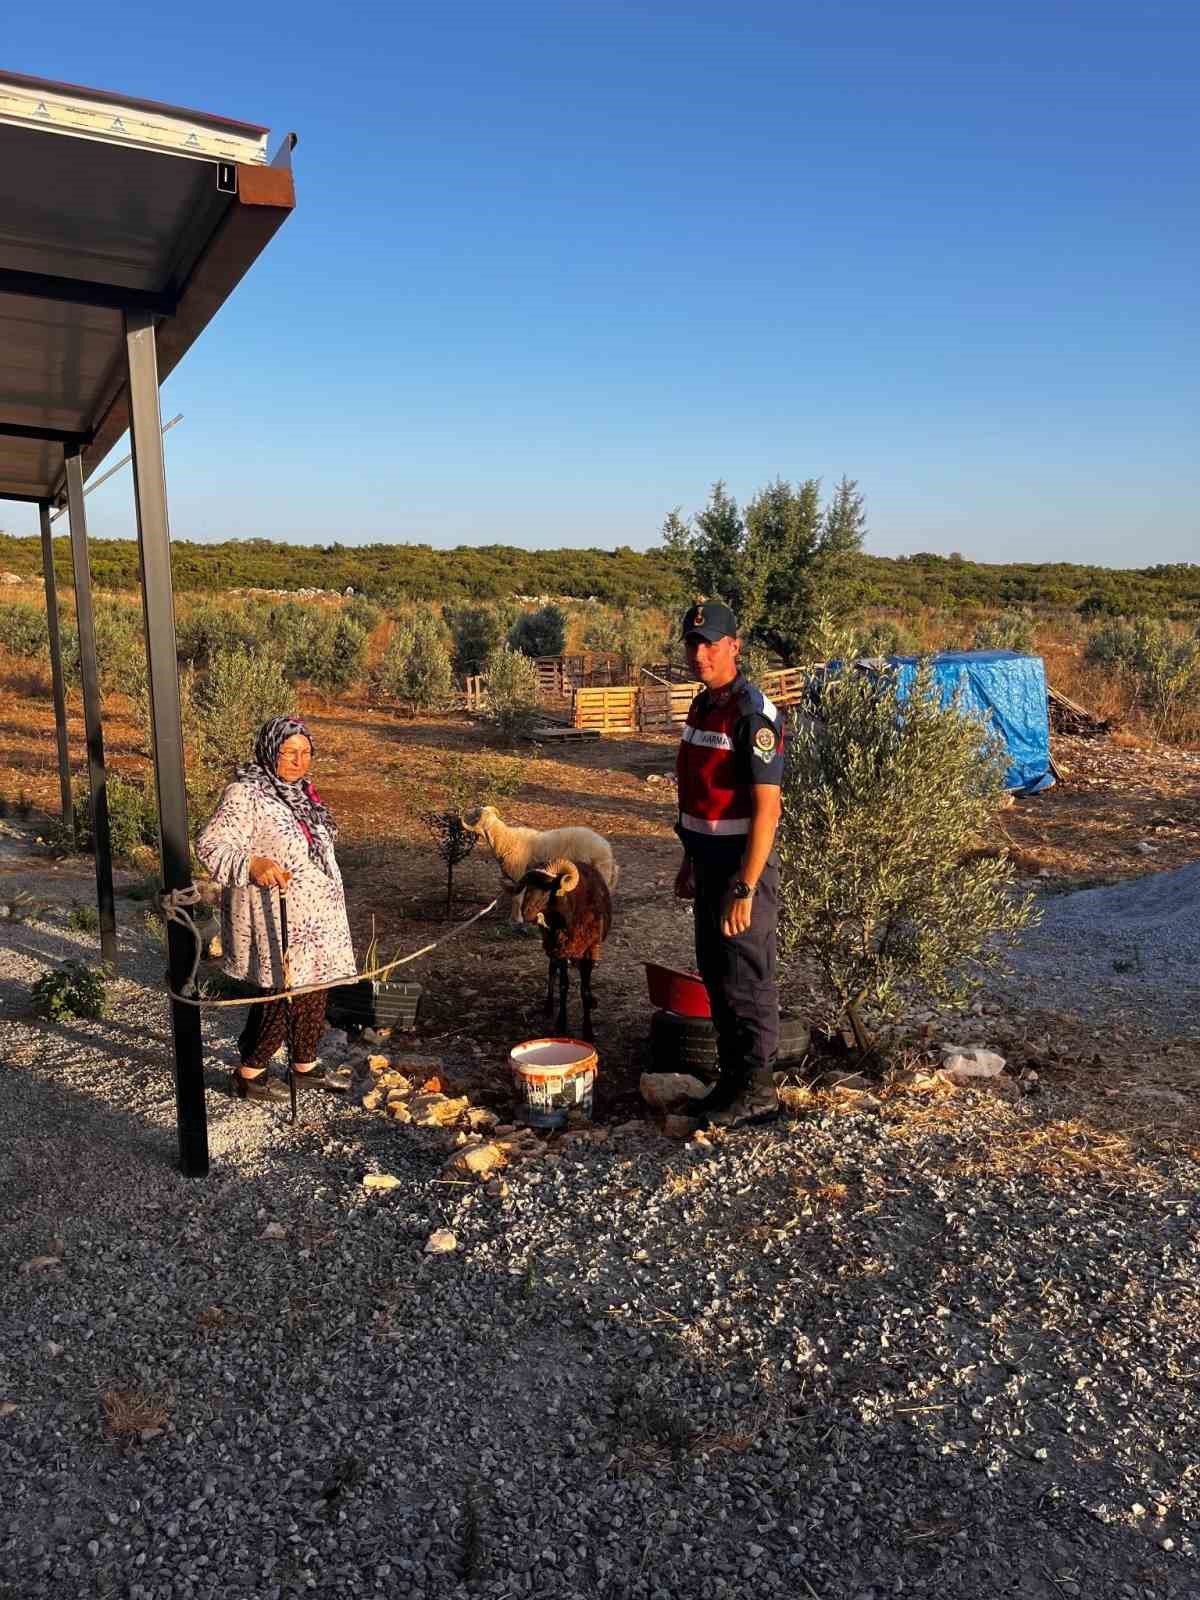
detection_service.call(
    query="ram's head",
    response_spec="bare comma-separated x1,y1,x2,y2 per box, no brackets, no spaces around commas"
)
517,858,580,925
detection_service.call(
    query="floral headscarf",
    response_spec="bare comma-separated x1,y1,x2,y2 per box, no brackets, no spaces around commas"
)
236,715,338,876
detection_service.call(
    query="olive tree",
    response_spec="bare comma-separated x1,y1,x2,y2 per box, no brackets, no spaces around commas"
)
776,658,1035,1049
378,613,454,716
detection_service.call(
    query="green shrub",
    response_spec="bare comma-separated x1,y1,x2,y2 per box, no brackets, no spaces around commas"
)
92,598,146,694
264,603,368,692
68,902,100,934
31,960,108,1022
972,610,1035,654
1084,616,1200,741
508,603,566,658
579,607,623,655
307,614,369,693
851,619,920,657
342,596,382,635
194,648,291,786
447,605,506,677
69,773,160,862
484,644,541,742
378,613,454,714
0,602,49,657
176,600,268,666
776,658,1035,1034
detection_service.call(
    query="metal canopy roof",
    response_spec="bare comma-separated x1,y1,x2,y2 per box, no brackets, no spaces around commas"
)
0,69,294,505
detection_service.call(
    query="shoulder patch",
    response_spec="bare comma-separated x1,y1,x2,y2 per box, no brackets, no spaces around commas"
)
753,725,777,760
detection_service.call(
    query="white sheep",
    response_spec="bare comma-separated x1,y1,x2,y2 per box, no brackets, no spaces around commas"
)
460,805,619,928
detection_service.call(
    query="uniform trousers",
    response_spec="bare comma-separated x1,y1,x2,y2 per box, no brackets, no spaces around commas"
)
691,850,780,1080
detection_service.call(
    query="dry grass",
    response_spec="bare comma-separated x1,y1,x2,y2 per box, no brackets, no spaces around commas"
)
795,1181,850,1207
662,1166,708,1199
99,1387,172,1437
948,1118,1160,1184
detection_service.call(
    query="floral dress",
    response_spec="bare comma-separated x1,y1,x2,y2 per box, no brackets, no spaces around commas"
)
196,781,356,991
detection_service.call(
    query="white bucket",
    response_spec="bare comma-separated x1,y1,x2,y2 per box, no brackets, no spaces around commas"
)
510,1037,598,1129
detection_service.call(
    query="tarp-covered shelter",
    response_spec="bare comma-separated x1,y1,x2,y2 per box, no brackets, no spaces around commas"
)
878,649,1055,794
0,68,296,1176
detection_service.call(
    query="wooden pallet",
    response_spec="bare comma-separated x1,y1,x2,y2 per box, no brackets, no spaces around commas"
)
573,686,639,734
532,724,601,741
640,681,701,731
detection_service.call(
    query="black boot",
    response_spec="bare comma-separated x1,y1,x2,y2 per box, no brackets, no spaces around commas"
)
684,1069,747,1122
704,1068,780,1129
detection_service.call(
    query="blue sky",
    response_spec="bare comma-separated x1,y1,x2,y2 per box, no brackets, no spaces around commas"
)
3,1,1198,563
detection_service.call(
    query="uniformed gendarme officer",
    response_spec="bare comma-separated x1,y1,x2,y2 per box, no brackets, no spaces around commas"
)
673,602,785,1127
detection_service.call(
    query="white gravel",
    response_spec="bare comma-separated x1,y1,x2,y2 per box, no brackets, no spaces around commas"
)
1,852,1198,1599
991,864,1200,1037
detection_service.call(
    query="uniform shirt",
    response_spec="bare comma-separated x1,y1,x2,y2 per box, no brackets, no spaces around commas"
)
675,673,785,860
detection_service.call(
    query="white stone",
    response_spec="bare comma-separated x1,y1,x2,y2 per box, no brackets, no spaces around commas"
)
639,1072,708,1110
259,1222,286,1240
362,1173,402,1191
444,1142,506,1177
938,1045,1006,1085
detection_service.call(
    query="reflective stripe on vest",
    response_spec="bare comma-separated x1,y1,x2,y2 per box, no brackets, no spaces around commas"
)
680,725,734,750
680,811,751,835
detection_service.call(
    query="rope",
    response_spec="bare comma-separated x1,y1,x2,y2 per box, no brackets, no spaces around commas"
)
157,887,500,1010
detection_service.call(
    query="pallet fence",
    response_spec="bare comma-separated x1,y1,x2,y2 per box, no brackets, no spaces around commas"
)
573,685,640,734
466,661,813,734
638,681,702,731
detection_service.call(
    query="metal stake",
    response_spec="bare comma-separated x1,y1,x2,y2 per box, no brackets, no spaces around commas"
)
124,311,209,1179
38,500,73,831
64,454,117,967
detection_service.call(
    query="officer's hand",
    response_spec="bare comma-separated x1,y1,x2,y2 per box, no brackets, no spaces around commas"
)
673,858,695,900
721,891,753,938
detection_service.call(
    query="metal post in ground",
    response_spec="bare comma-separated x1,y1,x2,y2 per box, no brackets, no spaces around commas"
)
38,499,73,830
124,310,209,1178
64,454,117,967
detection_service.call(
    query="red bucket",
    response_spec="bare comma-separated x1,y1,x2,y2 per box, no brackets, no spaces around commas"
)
643,962,711,1018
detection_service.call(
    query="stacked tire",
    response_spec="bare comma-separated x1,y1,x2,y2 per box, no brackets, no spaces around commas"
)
647,1008,810,1077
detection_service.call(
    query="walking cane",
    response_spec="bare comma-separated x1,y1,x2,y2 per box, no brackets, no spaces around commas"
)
278,887,297,1125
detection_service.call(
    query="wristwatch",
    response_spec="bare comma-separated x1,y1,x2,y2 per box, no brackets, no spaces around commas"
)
732,879,755,899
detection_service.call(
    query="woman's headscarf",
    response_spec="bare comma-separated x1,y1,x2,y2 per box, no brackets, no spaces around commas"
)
236,715,338,876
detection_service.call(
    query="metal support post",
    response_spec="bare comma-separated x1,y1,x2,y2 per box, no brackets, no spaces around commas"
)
124,311,209,1178
64,455,117,968
38,500,73,830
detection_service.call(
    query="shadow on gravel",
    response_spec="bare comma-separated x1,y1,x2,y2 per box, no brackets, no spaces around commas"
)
0,1048,1194,1599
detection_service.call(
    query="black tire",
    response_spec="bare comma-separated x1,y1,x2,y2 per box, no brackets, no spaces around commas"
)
778,1013,811,1062
648,1009,718,1074
647,1007,810,1071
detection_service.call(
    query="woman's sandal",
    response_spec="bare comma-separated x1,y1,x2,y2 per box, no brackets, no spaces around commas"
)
233,1067,291,1105
292,1061,342,1091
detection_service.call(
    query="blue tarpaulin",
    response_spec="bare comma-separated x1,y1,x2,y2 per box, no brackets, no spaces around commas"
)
873,650,1055,794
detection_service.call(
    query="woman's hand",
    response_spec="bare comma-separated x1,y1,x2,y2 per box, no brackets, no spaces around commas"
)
249,856,292,891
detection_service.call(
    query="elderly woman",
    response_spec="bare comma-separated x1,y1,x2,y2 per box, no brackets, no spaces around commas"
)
197,715,355,1104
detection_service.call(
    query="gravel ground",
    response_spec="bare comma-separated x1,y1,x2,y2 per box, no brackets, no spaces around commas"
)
990,864,1200,1038
1,876,1198,1599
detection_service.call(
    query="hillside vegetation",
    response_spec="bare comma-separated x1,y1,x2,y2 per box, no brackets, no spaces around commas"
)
1,531,1199,618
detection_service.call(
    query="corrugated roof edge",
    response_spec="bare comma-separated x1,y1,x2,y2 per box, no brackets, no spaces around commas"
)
0,67,268,137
